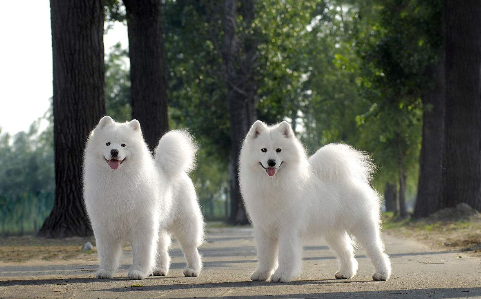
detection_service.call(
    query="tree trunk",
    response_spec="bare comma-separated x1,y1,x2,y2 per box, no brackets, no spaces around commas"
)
124,0,169,151
398,150,408,218
398,172,407,218
384,182,397,214
39,0,105,238
414,54,446,219
442,0,481,211
222,0,257,224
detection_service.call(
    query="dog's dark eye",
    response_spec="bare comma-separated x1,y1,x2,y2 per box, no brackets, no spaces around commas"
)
261,148,267,153
276,148,282,153
106,142,111,146
121,144,126,147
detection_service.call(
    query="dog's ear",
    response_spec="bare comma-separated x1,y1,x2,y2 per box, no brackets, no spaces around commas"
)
128,119,141,132
278,121,294,138
248,120,267,139
98,116,114,129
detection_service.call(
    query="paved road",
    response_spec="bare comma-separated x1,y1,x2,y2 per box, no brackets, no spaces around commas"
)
1,227,480,298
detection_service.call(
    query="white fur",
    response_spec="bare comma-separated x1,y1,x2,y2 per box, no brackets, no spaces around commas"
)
83,116,204,280
155,130,197,178
239,120,391,282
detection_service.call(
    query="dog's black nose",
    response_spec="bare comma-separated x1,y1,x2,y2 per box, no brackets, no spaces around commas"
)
111,149,119,157
267,159,276,167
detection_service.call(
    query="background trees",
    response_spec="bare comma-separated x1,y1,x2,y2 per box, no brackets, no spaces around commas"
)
1,0,480,235
104,43,131,122
412,0,445,219
123,0,169,150
38,0,105,238
0,120,54,235
162,0,481,220
220,0,258,224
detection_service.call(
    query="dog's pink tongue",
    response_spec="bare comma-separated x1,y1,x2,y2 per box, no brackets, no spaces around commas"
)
108,160,121,170
266,167,276,177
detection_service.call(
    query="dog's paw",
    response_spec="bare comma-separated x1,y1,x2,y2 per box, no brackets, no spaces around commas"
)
96,269,113,279
183,268,200,277
372,271,390,281
251,269,271,281
335,271,355,279
152,268,169,276
335,267,357,279
128,270,146,280
335,259,357,279
270,269,293,283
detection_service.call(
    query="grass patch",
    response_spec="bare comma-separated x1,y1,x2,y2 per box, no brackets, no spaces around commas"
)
381,212,481,255
0,236,97,263
381,212,410,230
131,284,144,288
205,221,232,228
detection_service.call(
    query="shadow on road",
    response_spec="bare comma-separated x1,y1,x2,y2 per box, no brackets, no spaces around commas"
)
102,279,373,292
2,276,480,299
100,281,481,299
218,287,481,299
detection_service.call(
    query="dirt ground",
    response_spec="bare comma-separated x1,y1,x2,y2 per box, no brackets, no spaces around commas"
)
1,226,481,299
383,208,481,257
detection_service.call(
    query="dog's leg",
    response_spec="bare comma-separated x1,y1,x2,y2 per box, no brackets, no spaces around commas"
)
96,234,122,279
177,234,202,277
351,220,391,281
325,231,358,279
129,220,158,280
270,229,302,282
153,230,171,276
174,222,203,277
179,243,202,277
251,228,278,281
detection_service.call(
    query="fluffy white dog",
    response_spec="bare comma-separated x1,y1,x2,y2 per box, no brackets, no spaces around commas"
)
84,116,203,280
239,120,391,283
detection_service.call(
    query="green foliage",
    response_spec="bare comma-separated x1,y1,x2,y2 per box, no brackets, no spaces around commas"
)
162,1,232,220
355,0,441,103
163,0,231,161
193,148,229,220
1,0,446,228
0,112,54,235
0,118,54,197
105,42,131,122
356,100,422,195
351,0,442,197
160,0,432,207
255,1,318,124
104,0,126,27
0,192,54,236
294,2,370,152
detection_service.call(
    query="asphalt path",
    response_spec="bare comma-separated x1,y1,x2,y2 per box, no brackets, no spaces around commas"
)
1,227,480,298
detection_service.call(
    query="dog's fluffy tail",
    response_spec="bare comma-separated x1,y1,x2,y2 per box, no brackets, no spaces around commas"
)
309,143,374,184
155,130,197,179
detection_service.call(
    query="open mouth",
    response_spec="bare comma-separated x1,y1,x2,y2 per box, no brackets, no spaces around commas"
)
259,161,283,177
105,158,125,170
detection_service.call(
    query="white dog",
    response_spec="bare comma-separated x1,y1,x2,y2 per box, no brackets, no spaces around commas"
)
239,120,391,282
84,116,203,280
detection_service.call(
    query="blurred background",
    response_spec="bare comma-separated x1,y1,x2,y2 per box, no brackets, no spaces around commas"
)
0,0,479,238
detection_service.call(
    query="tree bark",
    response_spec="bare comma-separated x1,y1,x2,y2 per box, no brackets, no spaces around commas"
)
124,0,169,151
414,54,446,218
222,0,258,224
442,0,481,211
398,148,408,218
39,0,105,238
398,171,407,218
384,182,397,214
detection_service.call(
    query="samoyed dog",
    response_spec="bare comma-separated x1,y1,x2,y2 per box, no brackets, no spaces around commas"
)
84,116,203,280
239,121,391,283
